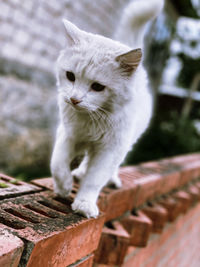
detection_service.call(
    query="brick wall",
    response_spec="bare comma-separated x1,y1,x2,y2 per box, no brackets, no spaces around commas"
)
0,153,200,266
122,203,200,267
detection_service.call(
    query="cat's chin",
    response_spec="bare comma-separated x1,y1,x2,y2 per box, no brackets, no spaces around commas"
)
68,103,94,113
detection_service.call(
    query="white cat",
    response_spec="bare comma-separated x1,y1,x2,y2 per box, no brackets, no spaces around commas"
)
51,0,164,218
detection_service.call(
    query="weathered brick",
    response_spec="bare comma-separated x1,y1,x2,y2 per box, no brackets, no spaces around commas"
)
141,203,168,233
134,173,163,207
98,180,138,221
31,177,53,190
186,184,200,204
179,161,200,186
120,210,152,247
32,162,200,224
123,202,200,267
139,160,183,193
32,174,139,222
94,221,130,265
0,173,41,200
195,181,200,195
0,191,105,267
158,196,182,222
1,154,200,267
0,228,24,267
173,190,191,213
67,254,94,267
168,153,200,165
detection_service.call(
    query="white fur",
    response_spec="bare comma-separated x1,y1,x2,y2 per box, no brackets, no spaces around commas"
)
114,0,165,48
51,0,164,218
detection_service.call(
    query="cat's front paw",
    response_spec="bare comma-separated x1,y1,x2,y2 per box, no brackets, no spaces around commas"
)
72,199,99,218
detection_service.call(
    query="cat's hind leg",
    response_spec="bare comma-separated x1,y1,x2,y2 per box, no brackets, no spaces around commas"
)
107,169,122,188
71,152,88,181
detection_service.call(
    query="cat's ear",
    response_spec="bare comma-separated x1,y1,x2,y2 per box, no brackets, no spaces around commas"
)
116,48,142,75
62,19,83,46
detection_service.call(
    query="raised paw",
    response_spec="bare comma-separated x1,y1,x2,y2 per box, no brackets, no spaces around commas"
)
71,168,84,181
71,199,99,218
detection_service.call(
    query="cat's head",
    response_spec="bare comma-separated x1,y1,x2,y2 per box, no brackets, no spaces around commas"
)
57,19,142,114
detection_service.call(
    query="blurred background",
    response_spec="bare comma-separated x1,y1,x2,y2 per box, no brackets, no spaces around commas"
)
0,0,200,181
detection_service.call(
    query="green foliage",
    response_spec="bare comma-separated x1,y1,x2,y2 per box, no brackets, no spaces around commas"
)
10,178,22,184
11,166,51,182
177,53,200,88
125,112,200,165
173,0,199,19
0,182,9,188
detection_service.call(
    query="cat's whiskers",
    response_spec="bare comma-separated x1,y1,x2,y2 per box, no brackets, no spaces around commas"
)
96,107,114,130
94,110,108,131
83,101,102,136
87,111,96,135
83,101,107,136
91,110,105,135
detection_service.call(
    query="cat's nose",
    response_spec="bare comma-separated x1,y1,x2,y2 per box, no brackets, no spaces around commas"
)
70,97,82,105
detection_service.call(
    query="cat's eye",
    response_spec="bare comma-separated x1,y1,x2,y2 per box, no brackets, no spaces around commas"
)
91,82,105,92
66,71,75,82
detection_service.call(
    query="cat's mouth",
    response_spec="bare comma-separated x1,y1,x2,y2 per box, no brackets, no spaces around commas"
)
65,98,89,112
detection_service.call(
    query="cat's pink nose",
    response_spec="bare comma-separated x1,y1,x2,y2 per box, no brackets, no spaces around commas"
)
70,97,82,105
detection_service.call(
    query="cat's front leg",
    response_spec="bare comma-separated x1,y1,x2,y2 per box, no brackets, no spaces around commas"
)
72,146,124,218
50,124,73,197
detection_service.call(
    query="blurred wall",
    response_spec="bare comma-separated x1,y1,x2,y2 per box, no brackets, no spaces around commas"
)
0,0,130,178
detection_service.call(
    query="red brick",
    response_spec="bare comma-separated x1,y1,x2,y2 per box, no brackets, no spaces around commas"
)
123,202,200,267
133,173,163,207
98,180,138,221
93,264,114,267
186,185,200,204
139,160,181,193
195,181,200,188
161,154,200,187
160,170,181,193
32,158,199,223
139,160,174,174
178,161,200,186
173,191,191,213
158,196,182,222
0,228,24,267
195,181,200,197
120,210,152,247
32,174,139,222
141,203,168,233
118,166,146,185
123,246,145,267
31,177,53,190
94,221,130,265
0,191,105,267
0,173,41,200
71,254,94,267
169,153,200,165
1,153,200,267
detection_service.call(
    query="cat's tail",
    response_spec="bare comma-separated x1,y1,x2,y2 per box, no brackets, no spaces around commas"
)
114,0,164,48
